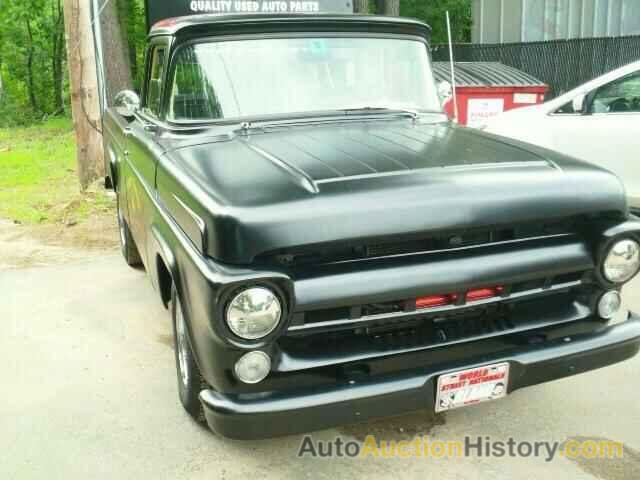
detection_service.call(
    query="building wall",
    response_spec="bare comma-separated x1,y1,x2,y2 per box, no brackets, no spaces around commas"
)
472,0,640,44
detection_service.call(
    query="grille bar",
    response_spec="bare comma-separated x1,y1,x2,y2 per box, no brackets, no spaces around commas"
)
259,218,579,267
328,233,575,266
291,237,592,313
287,278,584,335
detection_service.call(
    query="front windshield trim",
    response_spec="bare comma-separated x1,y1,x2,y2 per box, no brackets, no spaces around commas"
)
164,108,447,129
163,32,439,127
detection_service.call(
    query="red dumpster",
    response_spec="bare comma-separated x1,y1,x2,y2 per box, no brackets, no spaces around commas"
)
432,62,548,128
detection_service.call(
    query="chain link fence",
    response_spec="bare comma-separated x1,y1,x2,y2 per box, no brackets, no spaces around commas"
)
432,36,640,99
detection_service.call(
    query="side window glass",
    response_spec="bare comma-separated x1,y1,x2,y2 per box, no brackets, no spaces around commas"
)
145,47,166,117
590,73,640,114
554,101,577,114
169,46,224,121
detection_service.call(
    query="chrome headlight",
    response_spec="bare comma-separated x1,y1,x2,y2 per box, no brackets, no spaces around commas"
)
603,239,640,283
226,287,282,340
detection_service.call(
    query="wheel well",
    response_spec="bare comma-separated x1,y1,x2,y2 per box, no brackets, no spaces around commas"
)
105,146,118,191
156,255,173,308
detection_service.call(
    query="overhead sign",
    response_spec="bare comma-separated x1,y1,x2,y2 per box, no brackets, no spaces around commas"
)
145,0,354,30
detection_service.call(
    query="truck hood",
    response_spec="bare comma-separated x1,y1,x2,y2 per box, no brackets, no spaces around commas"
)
160,119,626,264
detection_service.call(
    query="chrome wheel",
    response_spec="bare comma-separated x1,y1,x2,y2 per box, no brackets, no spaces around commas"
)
171,285,207,423
175,298,190,387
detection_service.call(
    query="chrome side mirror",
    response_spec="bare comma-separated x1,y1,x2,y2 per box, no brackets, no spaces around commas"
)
437,80,453,102
114,90,140,118
572,93,586,113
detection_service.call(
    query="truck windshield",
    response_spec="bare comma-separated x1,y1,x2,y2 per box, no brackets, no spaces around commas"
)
168,37,440,122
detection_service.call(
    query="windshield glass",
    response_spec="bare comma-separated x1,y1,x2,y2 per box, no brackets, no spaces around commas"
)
168,37,440,122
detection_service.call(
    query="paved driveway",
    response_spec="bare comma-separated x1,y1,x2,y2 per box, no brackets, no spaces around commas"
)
2,254,639,479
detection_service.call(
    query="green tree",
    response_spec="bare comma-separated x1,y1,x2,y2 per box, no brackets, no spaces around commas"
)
351,0,471,41
117,0,147,91
400,0,472,43
0,0,68,125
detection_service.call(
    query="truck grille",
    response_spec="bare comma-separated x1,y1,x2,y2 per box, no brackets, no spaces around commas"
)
259,218,579,267
287,270,587,336
279,290,591,360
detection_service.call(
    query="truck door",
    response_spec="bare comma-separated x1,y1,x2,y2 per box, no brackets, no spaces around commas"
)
124,41,168,267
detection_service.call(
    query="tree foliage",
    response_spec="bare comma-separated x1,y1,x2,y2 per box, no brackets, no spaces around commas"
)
0,0,66,126
401,0,472,44
354,0,471,43
117,0,147,90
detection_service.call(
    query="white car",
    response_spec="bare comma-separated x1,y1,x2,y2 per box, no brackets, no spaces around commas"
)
485,60,640,213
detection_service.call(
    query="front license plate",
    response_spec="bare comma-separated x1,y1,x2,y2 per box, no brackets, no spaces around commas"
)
435,363,509,413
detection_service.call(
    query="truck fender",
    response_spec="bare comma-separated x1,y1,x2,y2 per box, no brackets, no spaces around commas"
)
150,223,178,309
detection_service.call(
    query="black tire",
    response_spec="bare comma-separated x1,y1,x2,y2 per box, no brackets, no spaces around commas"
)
116,192,142,267
171,284,208,424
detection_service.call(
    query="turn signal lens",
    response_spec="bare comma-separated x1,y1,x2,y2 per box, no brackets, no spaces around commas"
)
234,351,271,384
416,294,454,309
467,286,504,302
416,286,504,310
597,291,622,320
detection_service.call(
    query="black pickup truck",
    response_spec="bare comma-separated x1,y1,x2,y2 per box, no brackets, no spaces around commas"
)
103,13,640,439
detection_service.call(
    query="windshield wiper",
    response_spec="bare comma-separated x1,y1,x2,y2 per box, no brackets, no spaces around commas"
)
342,106,420,119
231,107,438,133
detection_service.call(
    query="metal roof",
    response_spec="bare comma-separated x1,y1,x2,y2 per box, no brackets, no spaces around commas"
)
432,62,546,87
472,0,640,44
149,13,431,37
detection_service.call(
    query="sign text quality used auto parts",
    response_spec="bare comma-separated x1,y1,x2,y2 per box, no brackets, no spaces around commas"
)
188,1,353,14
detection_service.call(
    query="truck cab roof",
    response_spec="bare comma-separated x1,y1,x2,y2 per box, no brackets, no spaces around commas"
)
149,13,431,39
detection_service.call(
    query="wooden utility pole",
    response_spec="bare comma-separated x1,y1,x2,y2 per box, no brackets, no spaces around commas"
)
376,0,400,16
99,0,133,105
63,0,104,190
354,0,369,13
